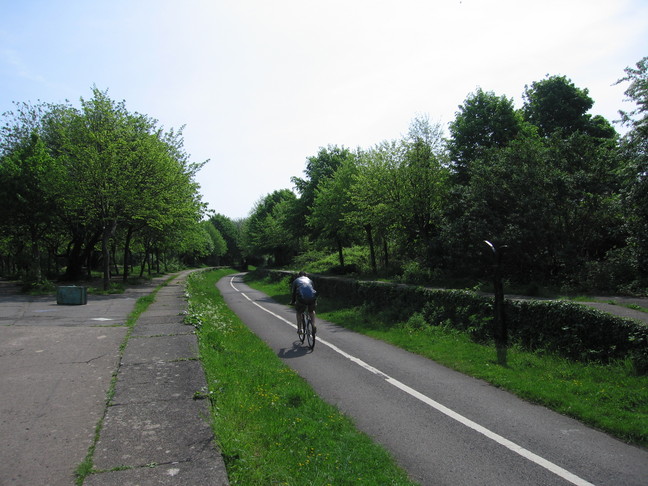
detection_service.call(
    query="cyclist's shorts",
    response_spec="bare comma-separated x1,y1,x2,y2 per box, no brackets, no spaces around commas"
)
296,297,317,312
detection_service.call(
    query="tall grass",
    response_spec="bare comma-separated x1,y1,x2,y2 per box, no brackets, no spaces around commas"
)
188,269,418,485
245,273,648,447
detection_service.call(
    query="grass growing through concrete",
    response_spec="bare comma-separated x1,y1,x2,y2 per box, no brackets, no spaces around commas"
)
75,276,173,485
187,268,418,486
245,273,648,447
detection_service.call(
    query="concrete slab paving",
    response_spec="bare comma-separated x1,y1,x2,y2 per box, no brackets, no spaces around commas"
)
86,269,229,485
111,361,207,404
92,398,214,469
0,325,126,486
0,270,229,485
84,449,227,486
121,334,199,365
131,322,194,337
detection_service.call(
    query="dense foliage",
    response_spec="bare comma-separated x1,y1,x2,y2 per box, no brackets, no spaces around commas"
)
0,87,224,288
243,60,648,295
256,269,648,374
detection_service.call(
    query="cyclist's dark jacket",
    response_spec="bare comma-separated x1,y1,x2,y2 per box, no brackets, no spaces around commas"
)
292,276,317,304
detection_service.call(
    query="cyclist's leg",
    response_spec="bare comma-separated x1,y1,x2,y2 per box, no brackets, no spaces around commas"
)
295,302,305,331
308,301,317,332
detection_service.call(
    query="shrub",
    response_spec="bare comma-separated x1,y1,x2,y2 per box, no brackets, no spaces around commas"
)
262,270,648,374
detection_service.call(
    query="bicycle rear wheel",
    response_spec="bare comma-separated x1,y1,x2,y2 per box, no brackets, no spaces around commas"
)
304,312,316,350
297,314,305,343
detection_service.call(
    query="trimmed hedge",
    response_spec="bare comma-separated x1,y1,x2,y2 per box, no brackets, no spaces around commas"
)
256,270,648,374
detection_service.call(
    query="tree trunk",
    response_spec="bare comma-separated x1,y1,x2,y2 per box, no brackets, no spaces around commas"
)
383,237,389,269
63,237,85,281
123,226,133,282
29,226,42,283
336,236,345,267
102,221,118,290
111,242,119,276
139,250,148,278
102,229,110,290
364,224,377,273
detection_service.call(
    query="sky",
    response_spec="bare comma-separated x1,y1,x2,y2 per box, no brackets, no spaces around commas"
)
1,0,647,220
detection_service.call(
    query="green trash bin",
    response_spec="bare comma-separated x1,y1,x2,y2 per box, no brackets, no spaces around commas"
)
57,286,87,305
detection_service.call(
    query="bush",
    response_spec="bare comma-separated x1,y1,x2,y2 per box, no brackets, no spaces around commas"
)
261,270,648,374
582,246,642,294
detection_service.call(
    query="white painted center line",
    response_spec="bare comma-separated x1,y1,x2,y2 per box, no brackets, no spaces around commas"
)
229,276,595,486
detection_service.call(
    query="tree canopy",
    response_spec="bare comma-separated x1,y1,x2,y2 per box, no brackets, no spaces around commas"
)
236,64,645,294
0,87,210,288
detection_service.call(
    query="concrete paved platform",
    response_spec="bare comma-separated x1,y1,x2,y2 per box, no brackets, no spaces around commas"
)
0,270,229,486
87,270,229,485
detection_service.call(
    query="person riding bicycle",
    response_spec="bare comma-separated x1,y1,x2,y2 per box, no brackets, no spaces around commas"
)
290,271,317,334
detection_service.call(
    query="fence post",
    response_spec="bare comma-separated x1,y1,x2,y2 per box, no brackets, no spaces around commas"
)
485,240,507,366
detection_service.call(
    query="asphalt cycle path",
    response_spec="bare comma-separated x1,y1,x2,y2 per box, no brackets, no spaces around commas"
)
218,273,648,486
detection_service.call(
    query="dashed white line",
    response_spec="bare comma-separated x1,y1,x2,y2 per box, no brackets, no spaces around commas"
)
229,276,595,486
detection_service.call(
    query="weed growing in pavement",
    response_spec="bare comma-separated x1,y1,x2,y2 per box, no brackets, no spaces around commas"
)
75,275,175,485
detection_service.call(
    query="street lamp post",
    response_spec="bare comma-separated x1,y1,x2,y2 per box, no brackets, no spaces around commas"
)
484,240,507,366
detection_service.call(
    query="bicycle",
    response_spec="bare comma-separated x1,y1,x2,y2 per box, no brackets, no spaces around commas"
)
297,308,316,350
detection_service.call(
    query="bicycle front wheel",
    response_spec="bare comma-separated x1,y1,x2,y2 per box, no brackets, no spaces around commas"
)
304,312,316,350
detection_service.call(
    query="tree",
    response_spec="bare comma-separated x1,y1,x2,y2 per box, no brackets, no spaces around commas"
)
351,140,406,271
291,146,354,238
444,135,560,280
400,117,451,263
0,133,62,282
349,118,451,272
204,222,227,265
210,213,243,266
0,88,206,285
617,57,648,279
522,75,611,138
448,88,522,183
244,189,297,266
309,156,361,268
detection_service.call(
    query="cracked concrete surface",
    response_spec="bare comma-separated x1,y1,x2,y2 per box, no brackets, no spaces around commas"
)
0,271,228,485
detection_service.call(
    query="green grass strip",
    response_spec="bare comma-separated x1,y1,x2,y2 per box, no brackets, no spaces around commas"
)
245,273,648,448
187,268,418,486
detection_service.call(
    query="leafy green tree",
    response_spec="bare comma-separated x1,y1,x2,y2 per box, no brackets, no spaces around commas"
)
244,189,297,266
448,88,522,183
309,156,362,268
0,89,206,285
444,135,560,280
523,75,593,136
351,140,406,271
522,75,615,140
617,57,648,279
291,146,355,238
444,127,625,284
350,118,450,272
210,213,243,266
204,222,227,265
400,117,451,263
0,133,62,282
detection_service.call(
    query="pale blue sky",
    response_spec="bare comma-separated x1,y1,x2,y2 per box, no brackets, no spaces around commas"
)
1,0,647,219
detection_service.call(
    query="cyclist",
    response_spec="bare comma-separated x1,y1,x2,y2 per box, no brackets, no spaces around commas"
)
290,271,317,334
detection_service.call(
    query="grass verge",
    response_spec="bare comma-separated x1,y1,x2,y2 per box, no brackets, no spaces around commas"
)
244,273,648,448
187,268,418,485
